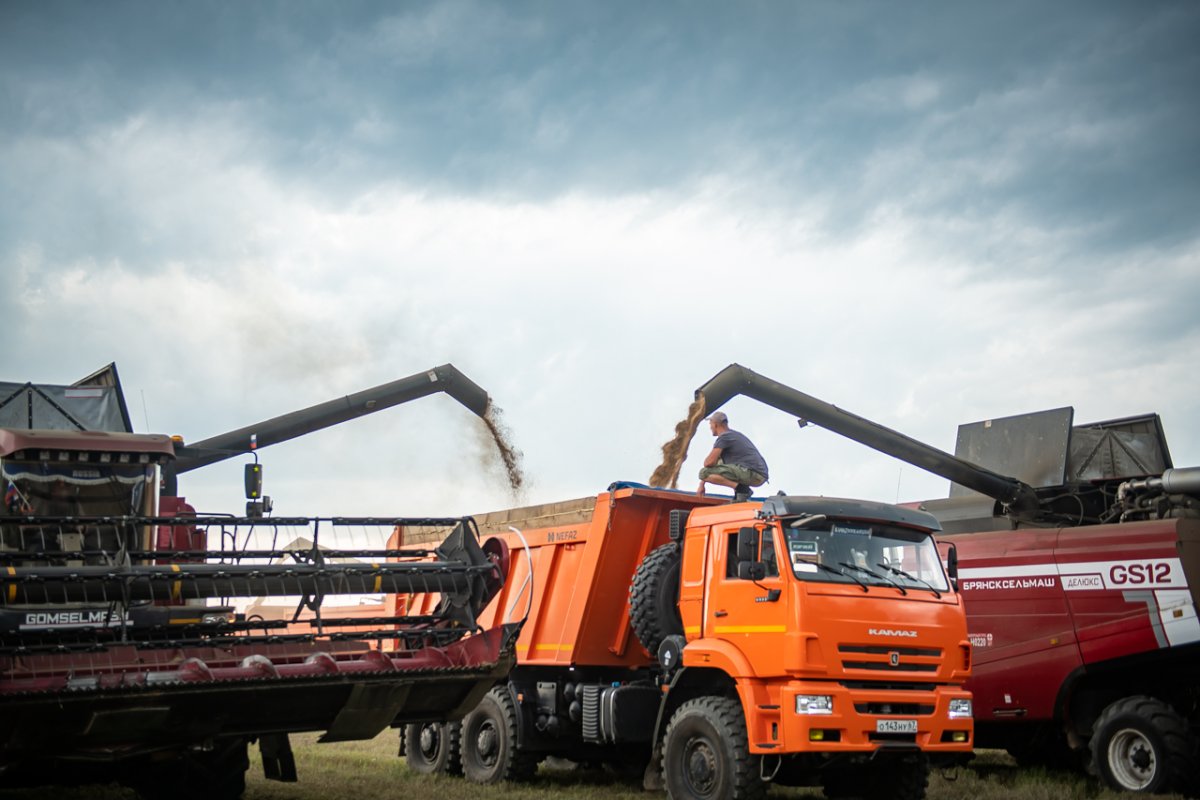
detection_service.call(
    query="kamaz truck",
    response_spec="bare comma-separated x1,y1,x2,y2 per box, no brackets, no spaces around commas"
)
397,484,973,800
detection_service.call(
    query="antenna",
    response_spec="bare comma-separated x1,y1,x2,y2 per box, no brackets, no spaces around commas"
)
140,389,151,432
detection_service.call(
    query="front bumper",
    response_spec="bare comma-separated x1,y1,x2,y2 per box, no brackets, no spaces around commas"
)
747,679,973,755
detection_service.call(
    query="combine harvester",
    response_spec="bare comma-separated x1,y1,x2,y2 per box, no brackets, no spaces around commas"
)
0,365,520,799
696,364,1200,797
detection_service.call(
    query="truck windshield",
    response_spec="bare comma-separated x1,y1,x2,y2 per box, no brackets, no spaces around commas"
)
782,520,949,593
1,460,151,518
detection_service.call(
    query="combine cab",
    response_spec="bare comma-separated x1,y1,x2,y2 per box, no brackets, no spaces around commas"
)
0,405,517,797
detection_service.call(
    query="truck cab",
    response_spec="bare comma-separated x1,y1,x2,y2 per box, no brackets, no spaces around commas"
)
660,495,972,798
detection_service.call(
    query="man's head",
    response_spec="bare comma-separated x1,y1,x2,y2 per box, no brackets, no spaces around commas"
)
707,411,729,435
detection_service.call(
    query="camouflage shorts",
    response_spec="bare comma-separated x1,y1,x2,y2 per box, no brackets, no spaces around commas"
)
699,463,766,487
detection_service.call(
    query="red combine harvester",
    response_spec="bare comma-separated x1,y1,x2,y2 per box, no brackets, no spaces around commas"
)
697,364,1200,797
0,365,520,799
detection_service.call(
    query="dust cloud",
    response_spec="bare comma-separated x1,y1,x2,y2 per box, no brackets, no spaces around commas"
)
474,402,525,501
648,394,707,489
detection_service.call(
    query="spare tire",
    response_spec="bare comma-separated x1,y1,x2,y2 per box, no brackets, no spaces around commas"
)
629,542,684,655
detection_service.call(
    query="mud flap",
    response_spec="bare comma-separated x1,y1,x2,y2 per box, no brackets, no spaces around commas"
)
319,683,413,743
259,733,297,782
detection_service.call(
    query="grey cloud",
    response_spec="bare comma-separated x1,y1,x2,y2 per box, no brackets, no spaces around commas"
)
2,1,1198,330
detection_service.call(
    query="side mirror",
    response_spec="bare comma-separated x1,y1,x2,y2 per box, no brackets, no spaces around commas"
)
245,463,263,500
736,527,759,562
737,561,767,581
945,542,959,590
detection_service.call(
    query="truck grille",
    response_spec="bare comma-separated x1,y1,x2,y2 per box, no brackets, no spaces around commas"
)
840,680,935,691
854,702,934,715
838,644,942,674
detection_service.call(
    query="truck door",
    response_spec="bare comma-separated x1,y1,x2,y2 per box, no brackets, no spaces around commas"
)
707,523,790,678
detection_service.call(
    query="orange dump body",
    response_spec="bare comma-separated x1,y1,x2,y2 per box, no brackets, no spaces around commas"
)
395,486,724,667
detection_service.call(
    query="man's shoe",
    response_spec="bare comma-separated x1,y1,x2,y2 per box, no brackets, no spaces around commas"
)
733,484,751,502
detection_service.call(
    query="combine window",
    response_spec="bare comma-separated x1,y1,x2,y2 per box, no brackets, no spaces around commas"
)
2,461,152,518
2,460,156,564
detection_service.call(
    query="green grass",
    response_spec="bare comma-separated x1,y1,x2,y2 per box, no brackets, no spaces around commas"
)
0,734,1186,800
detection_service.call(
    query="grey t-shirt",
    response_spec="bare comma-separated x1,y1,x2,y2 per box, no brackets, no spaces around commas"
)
714,430,768,480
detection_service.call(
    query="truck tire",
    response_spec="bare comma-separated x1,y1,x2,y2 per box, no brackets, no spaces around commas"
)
405,721,463,776
630,542,684,656
460,686,539,783
1090,695,1199,795
662,696,765,800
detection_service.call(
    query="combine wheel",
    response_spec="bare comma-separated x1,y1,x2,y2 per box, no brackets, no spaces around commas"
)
629,542,684,655
405,721,463,775
460,686,539,783
662,696,765,800
1089,695,1199,795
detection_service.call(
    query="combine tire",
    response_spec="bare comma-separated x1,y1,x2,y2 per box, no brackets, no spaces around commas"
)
629,542,684,655
662,696,765,800
1089,695,1199,795
460,686,539,783
405,721,463,775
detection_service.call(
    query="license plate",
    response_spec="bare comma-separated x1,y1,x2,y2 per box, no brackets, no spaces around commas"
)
876,719,918,734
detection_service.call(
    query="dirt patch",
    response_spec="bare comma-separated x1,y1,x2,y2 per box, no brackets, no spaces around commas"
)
475,402,525,500
648,395,707,489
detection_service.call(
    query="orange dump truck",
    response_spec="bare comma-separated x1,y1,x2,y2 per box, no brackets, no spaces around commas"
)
396,484,973,799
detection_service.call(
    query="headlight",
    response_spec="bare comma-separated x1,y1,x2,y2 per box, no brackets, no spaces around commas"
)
948,698,973,719
795,695,834,715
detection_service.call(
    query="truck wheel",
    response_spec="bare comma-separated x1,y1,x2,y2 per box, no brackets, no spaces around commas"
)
405,721,463,776
662,696,765,800
460,686,539,783
1090,695,1199,795
630,542,684,655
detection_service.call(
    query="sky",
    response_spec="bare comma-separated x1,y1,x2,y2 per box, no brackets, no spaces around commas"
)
2,1,1198,522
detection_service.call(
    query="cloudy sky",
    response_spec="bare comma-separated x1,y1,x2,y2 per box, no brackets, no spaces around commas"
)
2,1,1198,521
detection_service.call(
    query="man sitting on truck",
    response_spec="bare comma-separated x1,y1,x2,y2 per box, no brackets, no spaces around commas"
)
697,411,768,502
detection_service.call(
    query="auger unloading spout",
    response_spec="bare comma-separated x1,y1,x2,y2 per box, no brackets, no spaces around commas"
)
174,364,491,474
695,363,1042,517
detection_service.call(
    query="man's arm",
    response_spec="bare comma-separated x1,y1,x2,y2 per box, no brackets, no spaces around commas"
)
703,446,722,468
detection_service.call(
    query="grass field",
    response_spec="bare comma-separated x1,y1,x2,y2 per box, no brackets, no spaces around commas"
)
0,732,1186,800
